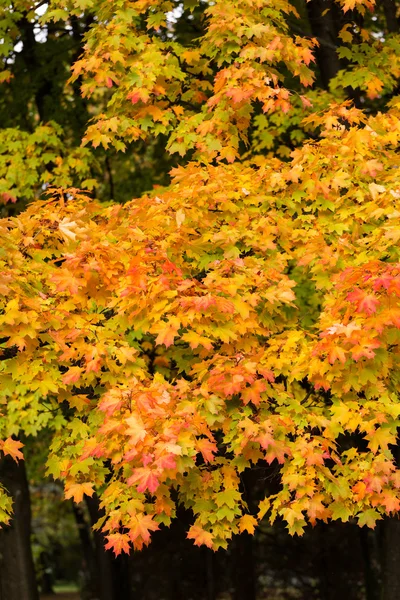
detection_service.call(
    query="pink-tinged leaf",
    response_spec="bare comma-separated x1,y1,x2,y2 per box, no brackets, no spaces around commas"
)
129,514,159,545
347,290,379,315
187,525,214,548
98,390,124,416
62,366,83,385
105,533,131,556
127,468,160,493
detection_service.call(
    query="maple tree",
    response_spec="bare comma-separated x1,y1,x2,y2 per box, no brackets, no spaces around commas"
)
2,0,400,575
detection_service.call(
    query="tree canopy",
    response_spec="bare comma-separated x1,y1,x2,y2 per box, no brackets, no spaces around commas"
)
2,0,400,556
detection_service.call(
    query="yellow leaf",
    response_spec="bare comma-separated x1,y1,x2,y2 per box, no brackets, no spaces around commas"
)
238,514,258,535
65,482,94,503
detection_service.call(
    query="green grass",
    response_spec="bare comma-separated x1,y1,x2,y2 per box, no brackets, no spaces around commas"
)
53,582,79,593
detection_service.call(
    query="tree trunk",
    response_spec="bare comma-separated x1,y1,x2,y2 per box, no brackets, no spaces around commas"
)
382,516,400,600
305,0,341,88
0,457,39,600
86,494,131,600
205,548,216,600
233,533,256,600
381,0,400,33
72,503,100,600
359,527,381,600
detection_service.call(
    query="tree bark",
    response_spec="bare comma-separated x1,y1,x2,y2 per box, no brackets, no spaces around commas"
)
382,516,400,600
305,0,342,88
0,457,39,600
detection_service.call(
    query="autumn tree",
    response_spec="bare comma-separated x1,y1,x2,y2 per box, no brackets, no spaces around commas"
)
2,0,400,598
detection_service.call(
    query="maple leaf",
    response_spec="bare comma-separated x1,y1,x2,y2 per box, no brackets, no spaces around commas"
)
58,218,86,241
366,426,397,454
258,498,271,520
154,320,180,348
328,346,347,365
62,367,83,385
196,438,218,463
242,379,267,405
175,209,185,228
329,501,352,522
105,533,131,556
238,514,257,535
346,289,380,315
362,159,383,177
357,509,381,529
125,414,147,445
64,482,94,503
1,438,24,461
181,331,213,350
307,495,330,525
128,513,159,545
98,390,125,416
352,482,367,501
127,468,160,493
187,525,214,549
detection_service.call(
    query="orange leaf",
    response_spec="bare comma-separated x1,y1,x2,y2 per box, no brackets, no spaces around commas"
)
187,525,214,548
128,513,159,546
196,438,218,463
238,514,258,535
62,366,83,385
105,533,131,556
65,482,95,503
1,438,24,461
154,320,180,348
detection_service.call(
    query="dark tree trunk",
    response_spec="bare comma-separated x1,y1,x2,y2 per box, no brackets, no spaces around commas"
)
359,527,381,600
382,516,400,600
205,548,216,600
86,494,132,600
233,533,256,600
0,457,39,600
306,0,342,88
381,0,400,32
72,502,100,599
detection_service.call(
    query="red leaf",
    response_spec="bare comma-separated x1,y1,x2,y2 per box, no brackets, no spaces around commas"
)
347,290,379,315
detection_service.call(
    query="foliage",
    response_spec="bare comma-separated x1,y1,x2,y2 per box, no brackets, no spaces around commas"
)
1,0,400,554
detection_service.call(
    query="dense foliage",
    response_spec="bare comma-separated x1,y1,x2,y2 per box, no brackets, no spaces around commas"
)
2,0,400,556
